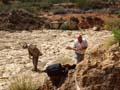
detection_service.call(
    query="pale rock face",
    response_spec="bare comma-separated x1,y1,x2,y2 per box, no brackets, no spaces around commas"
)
50,21,61,29
92,26,100,31
56,44,120,90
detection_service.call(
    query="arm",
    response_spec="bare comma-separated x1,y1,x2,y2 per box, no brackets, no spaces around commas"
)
66,41,88,51
28,49,33,59
38,49,43,56
29,52,32,59
66,46,79,51
29,55,32,59
82,46,87,49
79,45,87,50
66,41,79,51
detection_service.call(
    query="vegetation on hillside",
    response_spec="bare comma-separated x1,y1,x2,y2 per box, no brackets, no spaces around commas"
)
70,0,106,9
112,28,120,46
0,0,115,13
105,19,120,31
0,2,52,13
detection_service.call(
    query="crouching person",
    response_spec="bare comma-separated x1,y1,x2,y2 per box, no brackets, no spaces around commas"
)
42,63,76,90
23,43,43,72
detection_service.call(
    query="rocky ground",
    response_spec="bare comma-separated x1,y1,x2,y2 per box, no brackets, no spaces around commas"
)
37,30,120,90
0,29,112,90
0,9,46,31
57,41,120,90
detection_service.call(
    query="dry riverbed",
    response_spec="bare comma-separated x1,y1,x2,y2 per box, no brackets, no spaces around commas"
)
0,29,112,90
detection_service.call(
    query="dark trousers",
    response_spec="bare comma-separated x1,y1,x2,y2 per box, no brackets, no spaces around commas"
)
32,57,38,70
75,53,84,64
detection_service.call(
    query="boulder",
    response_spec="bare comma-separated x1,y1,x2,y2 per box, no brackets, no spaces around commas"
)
60,21,69,30
38,44,120,90
50,21,62,29
79,16,104,29
53,9,68,15
68,16,79,30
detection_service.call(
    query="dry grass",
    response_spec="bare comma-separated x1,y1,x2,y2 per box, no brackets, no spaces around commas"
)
55,56,74,65
8,74,39,90
104,19,120,30
103,36,117,49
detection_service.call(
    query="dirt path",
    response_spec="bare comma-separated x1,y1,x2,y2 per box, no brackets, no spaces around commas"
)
0,30,112,90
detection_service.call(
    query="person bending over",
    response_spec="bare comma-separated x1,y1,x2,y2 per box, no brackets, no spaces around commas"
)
23,43,43,72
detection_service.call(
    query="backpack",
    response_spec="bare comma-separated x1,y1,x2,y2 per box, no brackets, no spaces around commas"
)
45,63,64,77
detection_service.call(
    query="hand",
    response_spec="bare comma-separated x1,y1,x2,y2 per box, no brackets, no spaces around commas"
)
66,46,72,50
74,48,78,51
75,47,82,51
39,53,43,56
29,55,32,59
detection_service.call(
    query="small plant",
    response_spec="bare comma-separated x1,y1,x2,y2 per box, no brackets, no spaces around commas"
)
112,28,120,46
8,74,39,90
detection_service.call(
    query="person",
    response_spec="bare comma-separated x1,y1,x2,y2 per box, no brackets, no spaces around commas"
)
41,63,76,90
66,35,88,64
23,43,43,72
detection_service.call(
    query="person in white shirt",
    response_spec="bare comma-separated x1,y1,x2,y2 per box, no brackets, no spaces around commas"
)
66,35,88,64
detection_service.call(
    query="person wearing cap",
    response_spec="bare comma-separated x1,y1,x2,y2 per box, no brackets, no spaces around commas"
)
22,43,43,72
66,35,88,64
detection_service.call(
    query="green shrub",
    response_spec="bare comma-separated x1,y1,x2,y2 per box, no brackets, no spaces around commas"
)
60,22,70,30
8,75,39,90
70,0,104,9
0,1,52,13
20,0,38,2
48,0,63,4
112,28,120,46
71,0,88,8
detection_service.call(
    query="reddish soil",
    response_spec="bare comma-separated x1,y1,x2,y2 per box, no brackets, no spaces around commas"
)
46,12,119,21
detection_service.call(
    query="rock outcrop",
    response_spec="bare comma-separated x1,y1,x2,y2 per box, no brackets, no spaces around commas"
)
60,44,120,90
0,9,46,31
39,43,120,90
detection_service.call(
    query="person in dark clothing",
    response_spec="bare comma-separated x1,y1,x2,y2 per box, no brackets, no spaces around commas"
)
42,63,76,89
23,43,43,72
